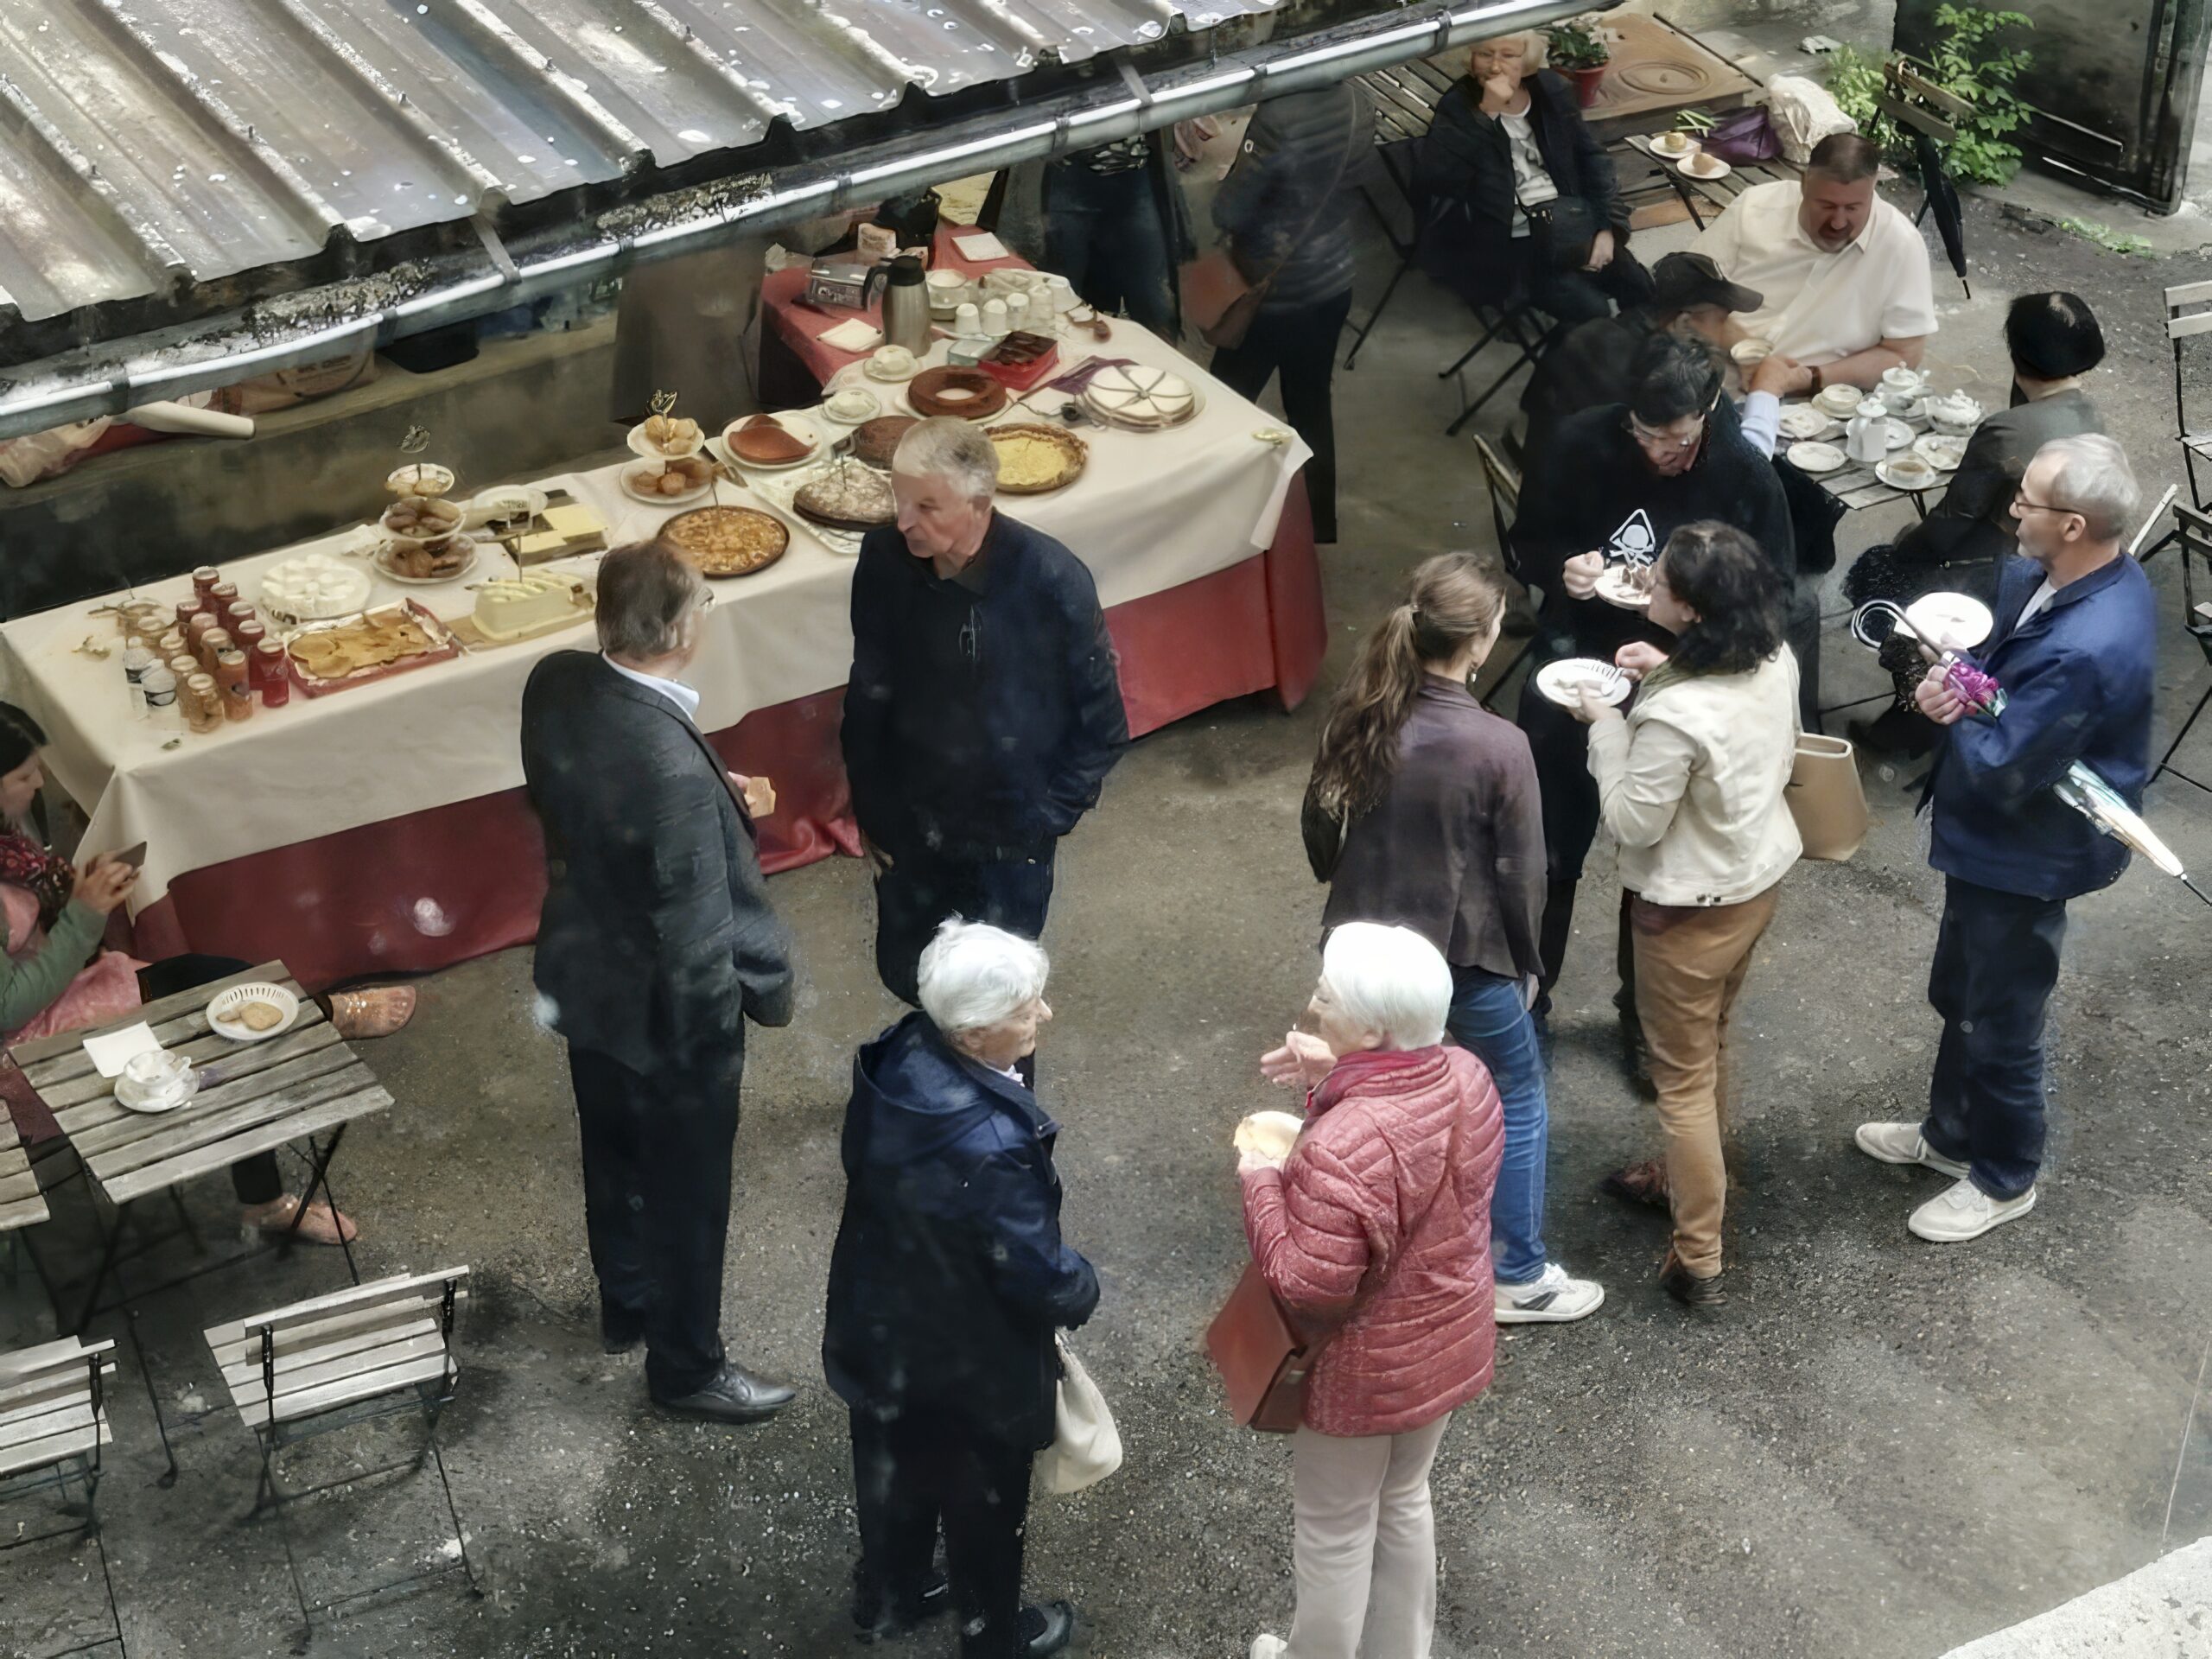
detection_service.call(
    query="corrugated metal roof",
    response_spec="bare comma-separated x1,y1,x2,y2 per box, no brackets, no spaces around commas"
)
0,0,1281,345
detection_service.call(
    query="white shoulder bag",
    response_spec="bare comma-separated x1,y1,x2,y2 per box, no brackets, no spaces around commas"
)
1035,1335,1122,1495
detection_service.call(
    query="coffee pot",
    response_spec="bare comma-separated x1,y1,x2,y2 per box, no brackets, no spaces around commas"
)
1845,397,1891,466
862,254,931,357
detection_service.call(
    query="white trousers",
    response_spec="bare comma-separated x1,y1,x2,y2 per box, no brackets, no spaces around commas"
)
1286,1413,1452,1659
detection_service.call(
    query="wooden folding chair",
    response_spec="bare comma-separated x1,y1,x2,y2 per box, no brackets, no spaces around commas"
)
1,1336,125,1656
1471,435,1540,709
2169,280,2212,512
2154,503,2212,792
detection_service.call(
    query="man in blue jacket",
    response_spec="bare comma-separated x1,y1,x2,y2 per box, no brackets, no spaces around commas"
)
1856,435,2154,1242
842,417,1127,1014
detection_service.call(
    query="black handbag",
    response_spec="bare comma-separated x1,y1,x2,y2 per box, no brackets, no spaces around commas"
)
1524,194,1601,273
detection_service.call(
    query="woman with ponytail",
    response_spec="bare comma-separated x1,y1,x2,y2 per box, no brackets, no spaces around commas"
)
1301,554,1605,1325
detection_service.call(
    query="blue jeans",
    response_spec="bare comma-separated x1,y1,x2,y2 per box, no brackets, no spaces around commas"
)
1042,162,1175,340
1921,877,2067,1201
1448,967,1548,1285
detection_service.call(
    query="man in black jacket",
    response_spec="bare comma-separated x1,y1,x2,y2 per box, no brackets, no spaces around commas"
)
1511,334,1794,1045
842,417,1127,1009
521,543,798,1425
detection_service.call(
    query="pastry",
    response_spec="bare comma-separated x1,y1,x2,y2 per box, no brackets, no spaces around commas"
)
289,607,441,682
259,554,372,622
793,461,897,531
907,366,1007,420
728,414,817,466
641,414,704,454
474,573,587,640
238,1001,284,1032
660,505,790,578
825,387,881,423
382,536,473,581
382,496,465,537
865,345,918,381
851,415,919,469
986,331,1057,366
989,424,1087,494
1083,364,1195,429
386,464,454,498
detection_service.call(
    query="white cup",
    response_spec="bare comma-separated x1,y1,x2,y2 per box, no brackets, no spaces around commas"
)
954,302,981,337
982,297,1008,338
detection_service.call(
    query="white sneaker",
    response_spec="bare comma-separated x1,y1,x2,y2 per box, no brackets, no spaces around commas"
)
1250,1637,1288,1659
1494,1261,1605,1324
1908,1176,2037,1243
1854,1121,1969,1179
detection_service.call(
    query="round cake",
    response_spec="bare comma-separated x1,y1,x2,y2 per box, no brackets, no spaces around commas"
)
793,461,898,531
1082,364,1196,429
659,505,790,578
989,424,1087,494
907,366,1007,421
727,414,817,467
851,415,919,469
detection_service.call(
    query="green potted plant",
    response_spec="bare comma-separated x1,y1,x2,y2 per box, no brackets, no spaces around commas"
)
1544,16,1611,108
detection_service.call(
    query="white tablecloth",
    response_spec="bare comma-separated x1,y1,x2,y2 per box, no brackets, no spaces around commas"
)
0,324,1310,912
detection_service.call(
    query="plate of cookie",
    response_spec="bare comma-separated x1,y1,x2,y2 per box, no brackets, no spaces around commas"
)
287,601,461,696
659,505,791,579
207,982,302,1043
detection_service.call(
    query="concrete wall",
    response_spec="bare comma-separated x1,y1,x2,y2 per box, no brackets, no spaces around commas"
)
0,319,621,620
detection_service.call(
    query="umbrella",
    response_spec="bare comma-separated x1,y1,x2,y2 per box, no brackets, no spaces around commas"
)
1910,129,1970,298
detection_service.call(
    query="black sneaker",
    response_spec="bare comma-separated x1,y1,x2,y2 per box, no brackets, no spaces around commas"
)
1658,1249,1726,1309
1018,1599,1077,1656
852,1564,950,1643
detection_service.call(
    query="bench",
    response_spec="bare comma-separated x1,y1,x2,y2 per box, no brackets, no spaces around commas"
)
0,1335,126,1654
202,1267,480,1637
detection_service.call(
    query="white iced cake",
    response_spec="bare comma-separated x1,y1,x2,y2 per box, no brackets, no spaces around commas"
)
473,573,583,640
1083,364,1195,428
259,553,372,622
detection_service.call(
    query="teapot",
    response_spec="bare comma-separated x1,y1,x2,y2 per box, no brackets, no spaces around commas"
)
1845,397,1891,466
861,254,931,357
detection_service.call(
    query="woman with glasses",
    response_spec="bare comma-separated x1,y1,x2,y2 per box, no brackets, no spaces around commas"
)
1507,333,1792,1069
1567,523,1801,1305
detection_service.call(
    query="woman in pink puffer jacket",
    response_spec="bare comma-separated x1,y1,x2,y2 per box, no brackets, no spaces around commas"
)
1239,922,1506,1659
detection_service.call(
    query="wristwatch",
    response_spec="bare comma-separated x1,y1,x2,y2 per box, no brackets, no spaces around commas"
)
1806,364,1825,396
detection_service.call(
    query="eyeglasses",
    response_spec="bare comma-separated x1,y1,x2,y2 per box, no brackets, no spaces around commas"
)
2012,492,2079,518
1628,415,1706,452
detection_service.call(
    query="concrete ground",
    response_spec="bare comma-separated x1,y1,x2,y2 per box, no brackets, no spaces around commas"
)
8,147,2212,1659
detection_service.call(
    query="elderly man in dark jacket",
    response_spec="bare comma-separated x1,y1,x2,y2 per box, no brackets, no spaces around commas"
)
521,542,797,1424
826,920,1096,1658
1857,435,2154,1245
1415,29,1653,322
842,416,1126,1012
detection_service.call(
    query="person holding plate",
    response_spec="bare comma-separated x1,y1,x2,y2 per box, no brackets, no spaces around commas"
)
1510,334,1792,1068
1567,524,1801,1305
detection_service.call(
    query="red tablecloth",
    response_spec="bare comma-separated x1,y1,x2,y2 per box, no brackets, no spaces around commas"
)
118,231,1327,990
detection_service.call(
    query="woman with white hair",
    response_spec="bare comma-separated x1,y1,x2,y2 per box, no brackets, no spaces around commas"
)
1239,922,1506,1659
823,918,1094,1658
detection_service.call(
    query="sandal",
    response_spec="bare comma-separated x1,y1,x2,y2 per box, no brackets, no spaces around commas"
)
1600,1158,1670,1209
242,1193,359,1246
325,986,417,1039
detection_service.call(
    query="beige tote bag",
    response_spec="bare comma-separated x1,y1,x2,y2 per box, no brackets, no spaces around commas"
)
1786,733,1869,861
1036,1337,1122,1495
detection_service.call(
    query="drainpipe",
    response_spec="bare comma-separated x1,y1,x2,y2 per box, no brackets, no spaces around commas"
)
0,0,1606,440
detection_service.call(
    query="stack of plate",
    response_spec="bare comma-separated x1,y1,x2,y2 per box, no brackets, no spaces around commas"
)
1081,364,1199,430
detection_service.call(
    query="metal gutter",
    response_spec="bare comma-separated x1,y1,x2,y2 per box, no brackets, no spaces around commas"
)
0,0,1601,441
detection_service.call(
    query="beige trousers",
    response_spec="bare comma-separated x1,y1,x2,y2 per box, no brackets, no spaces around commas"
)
1286,1413,1453,1659
1630,886,1780,1279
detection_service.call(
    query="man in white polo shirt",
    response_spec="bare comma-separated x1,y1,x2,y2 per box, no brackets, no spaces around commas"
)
1694,132,1936,393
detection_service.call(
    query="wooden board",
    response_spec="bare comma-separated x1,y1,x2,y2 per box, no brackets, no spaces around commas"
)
15,960,392,1208
205,1271,467,1428
0,1106,43,1232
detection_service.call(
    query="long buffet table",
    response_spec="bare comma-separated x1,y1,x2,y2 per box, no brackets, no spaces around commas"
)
0,319,1325,989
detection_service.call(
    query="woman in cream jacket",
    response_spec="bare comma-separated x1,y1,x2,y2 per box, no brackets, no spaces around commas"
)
1569,521,1800,1306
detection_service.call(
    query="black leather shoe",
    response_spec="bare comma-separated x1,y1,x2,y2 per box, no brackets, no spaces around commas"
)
601,1310,646,1356
1019,1599,1077,1657
652,1362,797,1424
1659,1250,1726,1309
852,1566,950,1642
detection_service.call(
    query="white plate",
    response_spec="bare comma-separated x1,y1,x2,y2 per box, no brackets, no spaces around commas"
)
861,353,924,384
720,415,824,470
207,982,302,1044
1876,459,1942,493
1777,405,1835,442
1904,592,1993,650
1535,658,1631,709
619,460,716,506
1815,385,1867,419
1594,566,1653,610
463,486,547,531
374,542,481,585
818,390,883,426
1913,434,1967,473
1884,417,1915,451
626,422,707,462
1078,383,1206,432
1649,132,1700,159
1789,440,1847,474
114,1071,197,1115
1675,153,1732,180
1234,1109,1304,1160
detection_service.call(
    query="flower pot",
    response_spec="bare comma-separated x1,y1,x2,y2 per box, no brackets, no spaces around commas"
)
1566,62,1608,108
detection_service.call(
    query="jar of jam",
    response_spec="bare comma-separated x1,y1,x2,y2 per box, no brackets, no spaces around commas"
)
157,630,187,660
234,620,266,657
184,673,222,734
191,567,221,599
210,582,239,608
199,626,232,673
185,613,218,659
175,597,204,631
254,639,291,707
215,651,253,722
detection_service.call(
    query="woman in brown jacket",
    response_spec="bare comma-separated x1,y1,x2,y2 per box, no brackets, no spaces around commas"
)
1301,553,1602,1323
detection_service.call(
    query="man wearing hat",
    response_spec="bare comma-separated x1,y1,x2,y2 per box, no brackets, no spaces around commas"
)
1519,251,1762,456
1834,292,2108,756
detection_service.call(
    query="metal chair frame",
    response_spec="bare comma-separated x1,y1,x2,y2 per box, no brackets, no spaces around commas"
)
2154,503,2212,793
1471,435,1539,709
0,1341,126,1658
2169,280,2212,514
